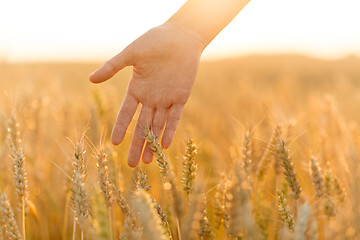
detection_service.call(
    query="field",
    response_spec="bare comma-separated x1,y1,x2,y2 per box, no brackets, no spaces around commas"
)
1,54,360,239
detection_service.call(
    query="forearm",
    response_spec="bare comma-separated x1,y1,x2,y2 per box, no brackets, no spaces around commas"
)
166,0,251,48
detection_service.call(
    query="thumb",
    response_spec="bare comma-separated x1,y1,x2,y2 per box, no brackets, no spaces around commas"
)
89,46,133,84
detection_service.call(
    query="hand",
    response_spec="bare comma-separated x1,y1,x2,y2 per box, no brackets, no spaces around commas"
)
89,23,204,167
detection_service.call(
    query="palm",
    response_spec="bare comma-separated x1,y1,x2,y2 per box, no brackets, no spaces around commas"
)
90,23,204,167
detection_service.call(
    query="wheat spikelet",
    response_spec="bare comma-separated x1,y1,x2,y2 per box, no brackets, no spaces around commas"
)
0,193,22,240
7,113,21,153
7,113,28,205
143,127,170,179
242,130,253,178
96,149,113,208
71,139,92,231
228,161,259,238
143,127,184,218
323,163,336,217
133,189,166,240
295,202,311,240
181,137,197,200
136,170,151,192
333,175,346,203
277,189,295,232
257,125,282,181
310,156,323,198
198,209,215,240
7,113,28,238
213,174,230,229
9,150,28,209
120,215,141,240
135,170,172,239
277,140,301,199
152,199,172,240
113,184,139,232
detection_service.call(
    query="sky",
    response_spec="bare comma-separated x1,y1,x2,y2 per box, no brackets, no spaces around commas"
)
1,0,359,62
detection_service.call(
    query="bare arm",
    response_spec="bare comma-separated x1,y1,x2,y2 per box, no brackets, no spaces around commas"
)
167,0,251,47
89,0,251,167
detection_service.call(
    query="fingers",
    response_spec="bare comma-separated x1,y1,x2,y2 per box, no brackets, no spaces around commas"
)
89,46,133,84
127,106,154,168
142,108,168,164
162,104,184,149
111,94,139,145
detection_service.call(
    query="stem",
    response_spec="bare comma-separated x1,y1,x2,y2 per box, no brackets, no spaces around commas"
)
108,206,113,240
72,218,76,240
176,217,182,240
22,197,26,240
81,230,84,240
62,192,71,240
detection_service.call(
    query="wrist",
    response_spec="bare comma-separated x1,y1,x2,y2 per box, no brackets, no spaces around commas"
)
163,20,207,52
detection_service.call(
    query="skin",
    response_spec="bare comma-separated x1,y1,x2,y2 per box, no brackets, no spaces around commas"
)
89,0,251,167
89,23,205,167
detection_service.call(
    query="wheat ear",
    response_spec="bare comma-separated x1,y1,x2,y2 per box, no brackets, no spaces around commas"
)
181,137,197,203
277,189,295,232
0,193,22,240
257,125,282,181
71,139,92,237
143,127,184,218
133,189,167,240
96,149,113,208
310,156,323,198
323,163,336,217
113,184,139,232
7,113,27,239
198,207,215,240
135,170,172,239
228,161,259,239
277,140,301,199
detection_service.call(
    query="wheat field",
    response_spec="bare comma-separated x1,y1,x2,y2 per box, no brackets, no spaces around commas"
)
1,55,360,239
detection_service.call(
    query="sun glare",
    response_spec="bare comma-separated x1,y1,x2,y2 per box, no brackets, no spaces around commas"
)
1,0,360,62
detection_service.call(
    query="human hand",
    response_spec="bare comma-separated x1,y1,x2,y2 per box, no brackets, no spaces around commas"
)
89,23,204,167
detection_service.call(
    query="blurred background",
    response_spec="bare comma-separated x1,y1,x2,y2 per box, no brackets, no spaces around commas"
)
1,0,360,62
1,1,360,239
